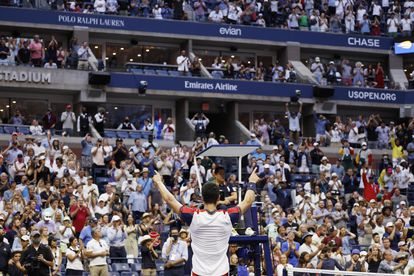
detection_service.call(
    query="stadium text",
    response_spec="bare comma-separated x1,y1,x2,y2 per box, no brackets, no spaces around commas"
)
219,26,242,36
0,70,51,84
184,81,238,91
58,15,125,27
347,90,397,102
347,37,380,48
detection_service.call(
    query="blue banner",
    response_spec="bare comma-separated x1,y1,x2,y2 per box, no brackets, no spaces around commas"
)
110,73,408,104
394,41,414,54
0,7,393,50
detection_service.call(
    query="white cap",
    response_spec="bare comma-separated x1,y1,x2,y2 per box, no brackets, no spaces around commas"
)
331,172,337,177
362,142,367,146
250,133,256,138
360,251,368,256
398,241,406,247
111,215,121,222
353,203,359,207
288,142,294,146
313,142,319,147
400,201,406,205
127,175,133,180
272,146,278,150
63,145,69,150
271,208,279,214
264,164,270,169
21,235,30,241
369,199,376,203
386,222,394,227
315,57,320,62
321,156,328,161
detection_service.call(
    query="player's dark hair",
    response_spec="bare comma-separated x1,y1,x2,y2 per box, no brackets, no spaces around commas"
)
214,166,225,175
202,182,220,204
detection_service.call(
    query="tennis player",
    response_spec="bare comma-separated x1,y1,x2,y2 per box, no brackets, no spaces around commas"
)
152,168,259,276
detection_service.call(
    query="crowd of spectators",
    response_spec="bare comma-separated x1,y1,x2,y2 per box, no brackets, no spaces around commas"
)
0,100,411,275
4,0,414,36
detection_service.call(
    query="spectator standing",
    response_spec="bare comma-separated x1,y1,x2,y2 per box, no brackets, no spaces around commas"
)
107,215,127,262
86,228,110,276
20,231,53,276
77,42,90,70
208,6,224,23
162,117,175,141
77,106,92,137
42,108,57,135
162,227,188,276
93,108,106,137
285,102,302,145
17,40,30,66
176,50,191,76
141,235,158,276
80,133,93,172
375,63,385,88
190,113,209,139
310,57,325,84
61,104,76,136
387,12,399,36
29,35,44,67
117,116,136,130
65,237,85,276
128,184,147,221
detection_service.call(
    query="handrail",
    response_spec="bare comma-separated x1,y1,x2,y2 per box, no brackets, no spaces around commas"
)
125,62,178,69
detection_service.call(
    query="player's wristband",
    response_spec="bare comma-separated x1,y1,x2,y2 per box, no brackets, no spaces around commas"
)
246,183,257,192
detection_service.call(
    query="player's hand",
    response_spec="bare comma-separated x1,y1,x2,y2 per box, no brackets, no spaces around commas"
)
152,171,163,183
248,168,260,184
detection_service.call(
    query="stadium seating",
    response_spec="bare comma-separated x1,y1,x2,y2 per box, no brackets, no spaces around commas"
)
112,263,131,272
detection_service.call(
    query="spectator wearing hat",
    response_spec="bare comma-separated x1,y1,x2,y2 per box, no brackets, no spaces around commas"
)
138,213,153,236
112,138,128,168
140,234,158,276
246,133,262,146
345,249,366,272
107,215,127,262
60,104,76,137
310,57,324,84
85,228,109,276
20,231,53,276
285,102,302,145
299,232,324,267
356,142,373,168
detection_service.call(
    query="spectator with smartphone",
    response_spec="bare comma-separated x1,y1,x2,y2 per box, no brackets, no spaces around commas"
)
161,227,188,276
107,215,127,262
141,235,159,276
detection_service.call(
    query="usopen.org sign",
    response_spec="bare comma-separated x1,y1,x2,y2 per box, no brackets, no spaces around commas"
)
346,90,397,102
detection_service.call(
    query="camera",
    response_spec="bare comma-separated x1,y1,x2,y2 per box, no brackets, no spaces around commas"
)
23,255,40,271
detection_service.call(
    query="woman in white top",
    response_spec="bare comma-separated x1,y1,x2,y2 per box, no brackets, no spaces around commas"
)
162,117,175,141
102,138,113,162
319,12,329,32
94,0,106,13
66,237,85,276
49,237,62,276
153,4,163,19
319,156,332,178
59,216,76,252
276,253,293,276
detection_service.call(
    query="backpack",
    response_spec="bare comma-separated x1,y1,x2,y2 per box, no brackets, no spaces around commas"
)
195,120,205,133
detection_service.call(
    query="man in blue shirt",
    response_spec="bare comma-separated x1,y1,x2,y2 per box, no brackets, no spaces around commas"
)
281,231,300,266
128,184,148,221
314,111,330,146
79,217,98,247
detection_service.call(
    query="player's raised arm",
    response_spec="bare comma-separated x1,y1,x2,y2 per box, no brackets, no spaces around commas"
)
153,171,183,214
238,168,260,214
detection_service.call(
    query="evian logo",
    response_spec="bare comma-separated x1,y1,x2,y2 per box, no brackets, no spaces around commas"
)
219,26,242,36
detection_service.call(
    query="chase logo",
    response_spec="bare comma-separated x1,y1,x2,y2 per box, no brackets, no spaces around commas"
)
395,40,414,54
